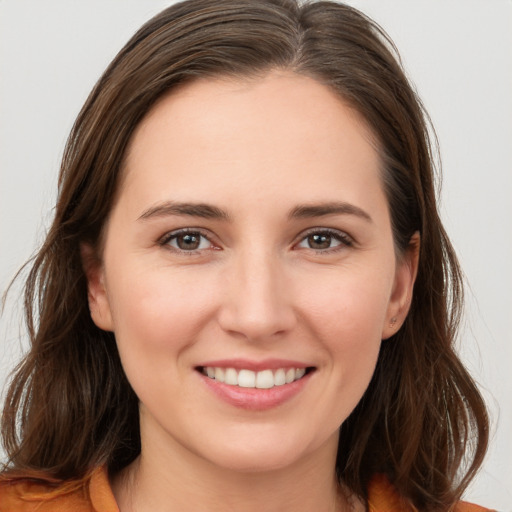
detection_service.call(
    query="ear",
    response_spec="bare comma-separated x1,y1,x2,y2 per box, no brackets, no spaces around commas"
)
381,232,420,340
80,243,114,332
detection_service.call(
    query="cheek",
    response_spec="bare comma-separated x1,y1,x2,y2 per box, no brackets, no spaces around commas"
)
282,270,388,441
296,265,392,397
104,266,222,410
106,265,220,357
298,264,393,343
320,289,384,382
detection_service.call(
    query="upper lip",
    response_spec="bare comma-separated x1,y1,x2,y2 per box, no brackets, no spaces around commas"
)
196,358,312,372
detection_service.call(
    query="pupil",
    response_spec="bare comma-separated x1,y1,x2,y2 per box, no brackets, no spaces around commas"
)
178,234,199,250
309,234,331,249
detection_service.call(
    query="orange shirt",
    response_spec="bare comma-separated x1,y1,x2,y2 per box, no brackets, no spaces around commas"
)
0,467,493,512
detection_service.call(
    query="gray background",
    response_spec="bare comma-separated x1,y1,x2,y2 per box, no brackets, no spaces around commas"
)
1,1,511,509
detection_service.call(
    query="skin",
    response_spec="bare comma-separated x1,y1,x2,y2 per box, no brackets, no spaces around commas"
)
85,71,418,512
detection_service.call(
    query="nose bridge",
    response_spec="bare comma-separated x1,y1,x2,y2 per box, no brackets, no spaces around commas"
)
219,244,295,340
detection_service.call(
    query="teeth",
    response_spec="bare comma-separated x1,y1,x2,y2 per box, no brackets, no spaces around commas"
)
224,368,238,385
256,369,274,389
214,367,225,383
295,368,306,379
285,368,295,384
238,369,256,388
203,366,308,389
274,368,286,386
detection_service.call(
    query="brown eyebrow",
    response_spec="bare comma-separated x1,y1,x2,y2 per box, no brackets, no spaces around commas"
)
289,202,373,223
138,200,372,223
138,201,231,221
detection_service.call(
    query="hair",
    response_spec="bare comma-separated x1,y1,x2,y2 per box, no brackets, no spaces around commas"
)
1,1,488,510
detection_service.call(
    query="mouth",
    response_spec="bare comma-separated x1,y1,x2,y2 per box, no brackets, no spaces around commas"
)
197,366,315,389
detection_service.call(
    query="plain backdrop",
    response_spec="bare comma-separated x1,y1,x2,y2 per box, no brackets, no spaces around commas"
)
1,1,511,510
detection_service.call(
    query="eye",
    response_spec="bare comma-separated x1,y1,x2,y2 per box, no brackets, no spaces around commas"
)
159,229,214,252
296,229,353,251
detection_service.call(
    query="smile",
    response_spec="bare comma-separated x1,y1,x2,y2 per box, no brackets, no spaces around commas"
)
200,367,308,389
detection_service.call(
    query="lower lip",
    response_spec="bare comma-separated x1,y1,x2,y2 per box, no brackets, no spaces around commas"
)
199,371,313,411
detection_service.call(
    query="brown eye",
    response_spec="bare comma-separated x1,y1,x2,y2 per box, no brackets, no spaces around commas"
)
307,233,332,250
177,233,200,250
296,229,352,252
162,230,213,252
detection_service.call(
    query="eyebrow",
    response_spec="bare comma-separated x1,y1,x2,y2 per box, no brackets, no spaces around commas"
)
138,200,372,223
289,202,373,223
138,201,231,221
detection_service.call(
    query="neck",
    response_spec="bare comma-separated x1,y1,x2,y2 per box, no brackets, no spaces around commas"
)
111,426,357,512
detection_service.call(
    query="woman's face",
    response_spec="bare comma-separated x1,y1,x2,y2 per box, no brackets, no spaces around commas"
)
86,71,417,473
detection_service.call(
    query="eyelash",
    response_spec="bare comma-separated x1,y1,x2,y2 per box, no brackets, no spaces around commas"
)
158,227,354,255
158,228,216,254
295,228,354,253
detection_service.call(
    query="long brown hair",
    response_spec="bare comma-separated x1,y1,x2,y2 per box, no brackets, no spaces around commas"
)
1,1,488,510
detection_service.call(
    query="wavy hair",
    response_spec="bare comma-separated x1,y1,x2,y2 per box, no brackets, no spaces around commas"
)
2,1,488,510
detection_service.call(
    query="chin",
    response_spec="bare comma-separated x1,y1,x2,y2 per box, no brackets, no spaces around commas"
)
194,427,336,475
208,447,304,474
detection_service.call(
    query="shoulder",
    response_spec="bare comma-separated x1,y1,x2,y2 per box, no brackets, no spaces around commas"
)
0,467,118,512
367,474,495,512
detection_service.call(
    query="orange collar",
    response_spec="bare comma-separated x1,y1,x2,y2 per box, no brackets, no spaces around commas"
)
0,466,492,512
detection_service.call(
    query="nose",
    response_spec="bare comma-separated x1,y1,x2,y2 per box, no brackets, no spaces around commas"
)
217,248,297,341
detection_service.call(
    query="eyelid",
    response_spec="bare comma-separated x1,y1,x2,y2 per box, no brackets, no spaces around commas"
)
294,227,354,251
158,227,220,253
157,226,353,254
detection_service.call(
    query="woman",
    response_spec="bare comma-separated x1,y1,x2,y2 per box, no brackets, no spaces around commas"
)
0,0,491,511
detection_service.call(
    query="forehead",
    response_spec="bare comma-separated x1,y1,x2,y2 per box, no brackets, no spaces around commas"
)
119,71,383,210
